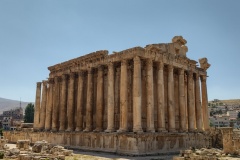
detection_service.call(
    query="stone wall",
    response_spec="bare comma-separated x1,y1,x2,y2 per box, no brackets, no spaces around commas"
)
4,131,211,155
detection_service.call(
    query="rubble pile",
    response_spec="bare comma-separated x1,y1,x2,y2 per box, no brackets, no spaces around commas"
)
173,148,240,160
0,138,73,160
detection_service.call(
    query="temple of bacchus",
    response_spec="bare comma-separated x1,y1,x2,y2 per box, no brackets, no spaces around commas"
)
4,36,212,155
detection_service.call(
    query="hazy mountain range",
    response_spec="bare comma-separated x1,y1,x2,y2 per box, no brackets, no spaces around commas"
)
0,97,32,114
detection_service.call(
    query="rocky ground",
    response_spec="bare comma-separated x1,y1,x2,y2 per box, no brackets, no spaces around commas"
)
5,143,175,160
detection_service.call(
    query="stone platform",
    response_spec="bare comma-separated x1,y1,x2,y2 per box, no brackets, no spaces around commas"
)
3,131,211,155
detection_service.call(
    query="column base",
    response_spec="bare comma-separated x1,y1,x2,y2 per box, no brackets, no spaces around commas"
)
188,129,196,133
51,128,58,132
133,128,143,133
93,128,103,132
179,129,187,133
147,128,155,133
75,127,83,132
117,128,128,133
169,129,177,133
105,128,115,133
65,128,74,132
44,129,51,132
158,128,168,133
83,128,92,132
59,128,65,132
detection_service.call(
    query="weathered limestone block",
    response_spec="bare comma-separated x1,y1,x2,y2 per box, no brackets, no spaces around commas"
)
16,140,30,150
21,123,34,128
32,141,49,153
0,138,8,150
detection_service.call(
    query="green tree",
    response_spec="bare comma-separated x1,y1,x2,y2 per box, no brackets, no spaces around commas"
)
24,103,34,123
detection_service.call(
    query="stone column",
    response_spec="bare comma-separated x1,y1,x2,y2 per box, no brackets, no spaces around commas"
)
94,66,104,132
75,71,84,131
146,59,155,132
187,71,195,132
33,82,41,130
84,69,93,132
59,74,68,131
201,75,210,131
117,60,128,132
45,78,53,131
39,80,47,130
195,73,203,131
66,72,75,131
168,65,176,132
178,68,187,132
105,62,115,132
157,62,166,132
133,56,143,133
52,76,60,131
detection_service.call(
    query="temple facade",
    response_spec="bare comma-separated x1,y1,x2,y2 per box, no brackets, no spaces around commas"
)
4,36,212,155
33,36,210,134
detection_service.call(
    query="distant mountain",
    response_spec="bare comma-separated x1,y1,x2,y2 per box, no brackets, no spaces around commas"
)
0,97,32,114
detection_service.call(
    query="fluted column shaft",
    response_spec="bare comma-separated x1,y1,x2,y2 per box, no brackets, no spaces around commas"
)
133,56,143,133
45,79,53,131
201,75,210,131
117,60,128,132
179,69,187,132
94,66,104,132
59,74,68,131
168,65,176,132
195,73,203,131
157,62,166,132
34,82,41,130
39,81,47,130
52,76,60,131
187,71,195,132
66,73,75,131
75,72,84,131
105,63,115,132
146,59,155,132
84,69,93,132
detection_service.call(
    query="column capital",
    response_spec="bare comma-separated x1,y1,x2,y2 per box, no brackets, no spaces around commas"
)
133,56,141,64
42,80,48,85
77,70,85,76
108,62,114,68
36,82,42,87
168,65,174,71
188,70,193,78
195,72,200,79
69,72,76,79
146,59,153,67
97,65,104,71
48,78,54,84
62,74,68,81
87,68,93,74
201,75,207,82
157,61,164,70
178,68,185,75
54,76,61,83
121,59,128,65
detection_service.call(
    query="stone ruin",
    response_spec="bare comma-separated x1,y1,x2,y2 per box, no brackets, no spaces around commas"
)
0,137,73,160
173,127,240,159
4,36,213,155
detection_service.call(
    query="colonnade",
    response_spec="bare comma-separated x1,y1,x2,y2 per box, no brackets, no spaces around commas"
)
33,56,210,133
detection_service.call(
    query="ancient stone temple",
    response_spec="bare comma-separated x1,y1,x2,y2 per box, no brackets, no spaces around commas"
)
4,36,212,155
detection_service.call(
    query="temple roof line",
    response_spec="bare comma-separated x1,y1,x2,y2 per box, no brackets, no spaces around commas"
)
47,36,210,77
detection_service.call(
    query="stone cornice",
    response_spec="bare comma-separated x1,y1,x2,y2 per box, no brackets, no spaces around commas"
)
47,37,208,78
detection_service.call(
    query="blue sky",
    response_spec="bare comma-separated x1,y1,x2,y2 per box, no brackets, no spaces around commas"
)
0,0,239,102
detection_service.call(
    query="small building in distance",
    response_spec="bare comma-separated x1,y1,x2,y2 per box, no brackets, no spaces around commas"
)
0,107,24,130
210,115,230,127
